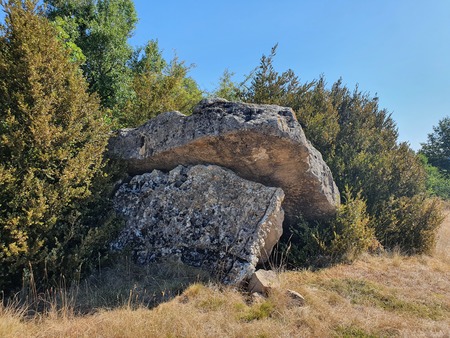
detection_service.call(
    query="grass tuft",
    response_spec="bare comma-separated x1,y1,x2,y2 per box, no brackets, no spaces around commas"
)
238,300,275,322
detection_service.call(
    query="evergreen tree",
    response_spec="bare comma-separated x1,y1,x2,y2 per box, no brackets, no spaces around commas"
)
0,0,113,291
418,154,450,200
295,76,339,160
301,80,434,254
241,44,313,108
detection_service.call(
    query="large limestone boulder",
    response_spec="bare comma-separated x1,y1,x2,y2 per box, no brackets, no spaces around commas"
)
112,164,284,285
108,98,339,221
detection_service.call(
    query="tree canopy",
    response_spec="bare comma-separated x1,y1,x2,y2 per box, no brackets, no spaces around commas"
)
44,1,202,127
45,0,138,115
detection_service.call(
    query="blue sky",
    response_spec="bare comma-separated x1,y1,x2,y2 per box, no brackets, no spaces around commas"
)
129,0,450,150
2,1,450,150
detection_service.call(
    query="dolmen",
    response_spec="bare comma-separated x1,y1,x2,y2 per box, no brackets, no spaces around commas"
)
108,98,340,284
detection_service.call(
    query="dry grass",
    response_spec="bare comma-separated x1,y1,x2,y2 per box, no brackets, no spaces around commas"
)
435,202,450,263
1,214,449,337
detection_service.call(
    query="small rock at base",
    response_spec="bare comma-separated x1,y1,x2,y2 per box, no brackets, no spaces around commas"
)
248,269,280,294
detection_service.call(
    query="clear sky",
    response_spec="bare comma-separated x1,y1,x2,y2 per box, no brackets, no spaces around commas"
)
2,1,450,150
128,0,450,150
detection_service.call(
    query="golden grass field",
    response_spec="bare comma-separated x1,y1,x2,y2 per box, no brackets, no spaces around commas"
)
1,212,449,338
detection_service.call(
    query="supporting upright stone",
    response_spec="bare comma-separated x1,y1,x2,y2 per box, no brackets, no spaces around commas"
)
112,164,284,285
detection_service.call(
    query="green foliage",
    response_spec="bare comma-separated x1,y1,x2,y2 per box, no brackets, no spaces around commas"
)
328,189,375,261
45,2,203,126
374,195,443,254
418,154,450,200
51,16,86,63
122,40,203,127
284,215,326,267
212,69,241,102
295,76,339,160
45,0,138,115
419,118,450,202
420,116,450,173
0,0,117,292
302,80,426,216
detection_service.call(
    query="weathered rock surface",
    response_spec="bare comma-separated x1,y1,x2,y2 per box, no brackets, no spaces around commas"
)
112,164,284,285
248,269,280,295
108,98,339,221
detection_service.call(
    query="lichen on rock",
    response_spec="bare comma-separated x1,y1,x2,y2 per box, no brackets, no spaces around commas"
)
112,164,284,284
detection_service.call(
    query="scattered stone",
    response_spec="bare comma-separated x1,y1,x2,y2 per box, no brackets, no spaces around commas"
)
111,164,284,285
108,98,339,221
286,289,306,307
248,269,281,295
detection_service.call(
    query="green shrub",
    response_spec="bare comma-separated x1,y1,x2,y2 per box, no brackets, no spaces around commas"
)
0,0,118,292
283,215,325,267
285,188,375,266
328,189,376,261
374,195,444,254
122,40,203,127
